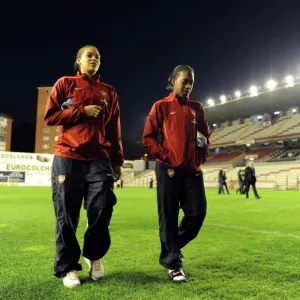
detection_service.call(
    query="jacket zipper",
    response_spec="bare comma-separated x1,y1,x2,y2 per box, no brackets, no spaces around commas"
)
184,104,190,168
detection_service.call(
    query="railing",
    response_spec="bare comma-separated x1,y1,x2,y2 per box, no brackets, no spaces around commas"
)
204,174,300,190
126,178,156,188
124,174,300,190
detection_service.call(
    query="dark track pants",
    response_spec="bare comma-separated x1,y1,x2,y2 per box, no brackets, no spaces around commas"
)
245,181,259,198
218,182,229,194
218,182,224,194
155,162,207,270
236,180,244,194
51,156,116,277
223,182,230,194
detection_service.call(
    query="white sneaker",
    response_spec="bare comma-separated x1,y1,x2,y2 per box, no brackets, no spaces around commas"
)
63,271,81,288
84,257,104,280
168,269,188,282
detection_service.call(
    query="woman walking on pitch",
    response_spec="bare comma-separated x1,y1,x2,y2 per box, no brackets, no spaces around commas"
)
143,65,210,282
45,45,124,287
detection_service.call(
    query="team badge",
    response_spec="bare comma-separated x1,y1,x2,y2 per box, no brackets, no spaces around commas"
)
100,99,108,105
167,169,175,177
58,175,65,184
190,109,196,116
190,109,197,124
101,90,107,97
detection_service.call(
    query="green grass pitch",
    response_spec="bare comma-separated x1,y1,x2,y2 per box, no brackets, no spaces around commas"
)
1,187,300,299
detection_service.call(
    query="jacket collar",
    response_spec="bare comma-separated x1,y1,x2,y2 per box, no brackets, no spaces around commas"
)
76,71,100,82
168,92,189,103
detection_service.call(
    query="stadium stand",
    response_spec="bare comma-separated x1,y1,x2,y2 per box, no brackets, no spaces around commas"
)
241,119,288,140
125,162,300,190
244,149,277,162
206,152,244,164
268,148,300,162
211,123,249,145
275,113,300,137
206,148,279,164
125,80,300,191
210,114,300,146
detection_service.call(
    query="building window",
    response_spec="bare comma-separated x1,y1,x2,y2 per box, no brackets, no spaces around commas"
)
0,135,5,142
42,144,50,149
43,136,50,141
54,136,59,142
0,127,5,134
0,118,7,127
43,128,50,133
56,127,59,132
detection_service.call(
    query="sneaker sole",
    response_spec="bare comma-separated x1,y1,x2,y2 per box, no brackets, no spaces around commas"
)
172,279,188,283
90,275,104,281
168,272,188,282
64,283,81,288
89,269,104,281
170,277,188,283
63,281,81,288
83,257,104,280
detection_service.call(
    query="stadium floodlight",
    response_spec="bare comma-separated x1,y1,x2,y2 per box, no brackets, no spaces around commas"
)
220,95,227,104
257,115,262,120
292,108,297,113
249,85,258,97
285,75,294,87
246,143,251,147
266,79,277,90
213,123,217,127
274,111,280,115
235,90,241,98
207,98,215,106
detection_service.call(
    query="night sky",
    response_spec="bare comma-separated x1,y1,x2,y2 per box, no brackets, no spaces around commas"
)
1,1,300,152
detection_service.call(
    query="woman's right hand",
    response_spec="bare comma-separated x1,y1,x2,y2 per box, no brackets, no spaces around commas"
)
84,105,102,118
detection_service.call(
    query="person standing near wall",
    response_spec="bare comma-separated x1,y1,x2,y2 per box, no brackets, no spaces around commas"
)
245,161,261,199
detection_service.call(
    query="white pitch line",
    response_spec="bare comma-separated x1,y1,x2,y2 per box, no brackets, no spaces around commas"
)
205,222,300,239
208,207,300,215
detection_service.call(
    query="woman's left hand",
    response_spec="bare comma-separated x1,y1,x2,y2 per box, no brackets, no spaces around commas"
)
113,166,122,181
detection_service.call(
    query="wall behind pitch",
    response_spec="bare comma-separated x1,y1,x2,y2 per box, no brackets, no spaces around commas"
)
0,151,53,186
0,153,146,186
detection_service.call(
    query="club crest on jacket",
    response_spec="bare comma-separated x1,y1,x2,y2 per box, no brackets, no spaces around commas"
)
58,175,65,184
101,90,107,97
167,168,175,177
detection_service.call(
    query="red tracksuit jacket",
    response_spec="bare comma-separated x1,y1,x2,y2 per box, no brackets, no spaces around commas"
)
143,92,210,172
44,72,124,166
